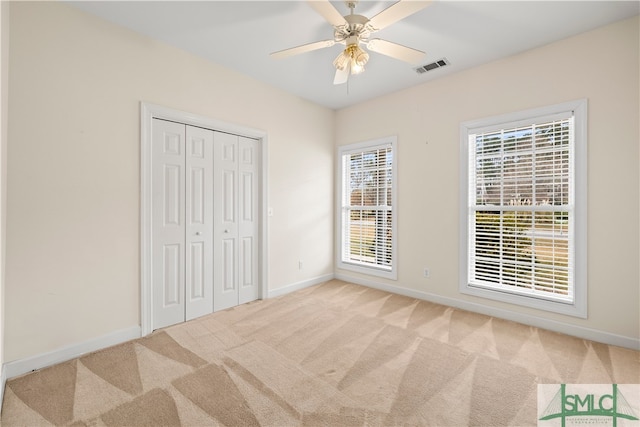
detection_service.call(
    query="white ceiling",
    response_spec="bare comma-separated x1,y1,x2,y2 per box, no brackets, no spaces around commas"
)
69,1,639,110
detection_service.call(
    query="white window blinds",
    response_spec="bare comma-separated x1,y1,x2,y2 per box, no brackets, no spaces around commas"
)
468,112,575,303
340,142,395,275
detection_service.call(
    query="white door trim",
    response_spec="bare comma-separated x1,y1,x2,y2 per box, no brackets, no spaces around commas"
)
140,102,269,336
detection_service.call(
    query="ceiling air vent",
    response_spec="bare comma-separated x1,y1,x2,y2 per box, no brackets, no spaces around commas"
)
415,58,449,74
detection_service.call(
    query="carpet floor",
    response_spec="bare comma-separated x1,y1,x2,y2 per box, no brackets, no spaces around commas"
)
1,279,639,426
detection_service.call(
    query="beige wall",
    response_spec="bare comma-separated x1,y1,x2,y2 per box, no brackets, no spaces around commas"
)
5,2,334,362
336,16,640,341
1,1,10,379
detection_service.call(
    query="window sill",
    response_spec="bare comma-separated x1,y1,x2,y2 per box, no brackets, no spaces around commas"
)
459,281,587,318
338,261,397,281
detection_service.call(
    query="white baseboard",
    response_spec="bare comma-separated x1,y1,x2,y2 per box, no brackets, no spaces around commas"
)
0,366,6,410
3,325,141,381
1,276,335,384
335,273,640,351
3,271,637,393
2,274,334,383
268,273,335,298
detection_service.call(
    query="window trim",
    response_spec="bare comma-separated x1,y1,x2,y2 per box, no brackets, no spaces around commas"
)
337,137,398,280
459,99,587,318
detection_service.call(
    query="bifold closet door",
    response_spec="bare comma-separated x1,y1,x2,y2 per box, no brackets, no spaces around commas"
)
152,119,213,330
184,125,214,321
213,132,260,311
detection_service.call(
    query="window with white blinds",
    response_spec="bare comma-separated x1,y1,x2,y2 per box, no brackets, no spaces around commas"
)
460,100,587,317
338,138,397,280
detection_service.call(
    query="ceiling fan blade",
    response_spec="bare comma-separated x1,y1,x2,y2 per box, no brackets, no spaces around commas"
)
333,65,350,85
307,0,347,27
270,39,336,59
367,39,425,64
368,0,432,31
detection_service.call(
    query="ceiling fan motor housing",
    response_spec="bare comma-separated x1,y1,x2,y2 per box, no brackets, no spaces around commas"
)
335,14,371,42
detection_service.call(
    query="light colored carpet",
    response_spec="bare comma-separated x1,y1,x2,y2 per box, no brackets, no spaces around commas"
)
2,280,638,426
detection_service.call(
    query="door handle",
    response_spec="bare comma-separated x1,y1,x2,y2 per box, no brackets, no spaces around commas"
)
195,231,202,236
224,229,229,233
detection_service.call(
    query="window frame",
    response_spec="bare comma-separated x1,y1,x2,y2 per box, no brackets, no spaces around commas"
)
337,137,398,280
459,100,587,318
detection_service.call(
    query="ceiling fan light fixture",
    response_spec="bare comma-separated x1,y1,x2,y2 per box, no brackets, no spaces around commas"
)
334,43,369,75
349,44,368,75
333,50,351,71
350,60,365,75
353,47,369,64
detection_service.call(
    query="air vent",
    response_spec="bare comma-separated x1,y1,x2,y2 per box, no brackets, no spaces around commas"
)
415,58,449,74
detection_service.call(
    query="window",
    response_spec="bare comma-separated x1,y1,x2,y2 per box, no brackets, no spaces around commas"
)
460,100,587,317
338,137,397,280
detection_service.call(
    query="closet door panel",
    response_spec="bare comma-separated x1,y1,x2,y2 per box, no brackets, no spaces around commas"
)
238,137,259,304
185,125,214,321
213,131,240,311
152,119,186,329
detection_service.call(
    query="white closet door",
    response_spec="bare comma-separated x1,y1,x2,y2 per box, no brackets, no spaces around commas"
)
238,136,260,304
213,131,239,311
152,119,259,327
185,125,214,320
213,132,260,311
152,119,186,329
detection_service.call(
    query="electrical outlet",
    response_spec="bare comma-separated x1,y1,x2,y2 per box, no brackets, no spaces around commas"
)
423,268,430,278
299,261,303,270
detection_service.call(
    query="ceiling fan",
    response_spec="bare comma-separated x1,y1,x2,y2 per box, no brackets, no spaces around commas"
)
271,0,432,85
